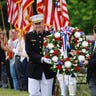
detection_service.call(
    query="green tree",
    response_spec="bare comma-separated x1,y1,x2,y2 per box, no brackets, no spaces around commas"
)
67,0,96,34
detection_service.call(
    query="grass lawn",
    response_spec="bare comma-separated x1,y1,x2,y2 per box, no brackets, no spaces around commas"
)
0,74,90,96
76,84,90,96
0,88,29,96
0,84,90,96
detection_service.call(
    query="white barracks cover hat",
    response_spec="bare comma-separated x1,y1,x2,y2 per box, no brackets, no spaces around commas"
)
31,14,44,23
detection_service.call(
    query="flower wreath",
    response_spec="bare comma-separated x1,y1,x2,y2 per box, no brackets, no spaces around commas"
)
63,27,92,76
42,31,64,73
42,26,92,77
69,27,91,62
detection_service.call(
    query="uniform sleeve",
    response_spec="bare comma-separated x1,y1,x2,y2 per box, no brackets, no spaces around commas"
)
25,34,42,63
88,58,96,69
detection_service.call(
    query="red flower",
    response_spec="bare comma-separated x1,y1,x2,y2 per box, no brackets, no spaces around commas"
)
54,50,59,55
87,56,91,60
56,65,62,70
8,51,13,59
66,68,69,72
88,39,91,43
78,29,82,32
76,50,80,55
86,46,89,50
55,37,61,41
45,55,49,58
61,59,65,63
72,30,75,33
75,66,80,71
65,57,70,61
74,37,78,43
43,42,47,46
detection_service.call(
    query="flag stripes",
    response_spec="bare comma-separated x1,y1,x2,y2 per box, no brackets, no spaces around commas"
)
7,0,70,32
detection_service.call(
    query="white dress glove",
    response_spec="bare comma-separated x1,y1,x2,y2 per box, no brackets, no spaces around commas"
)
41,57,51,64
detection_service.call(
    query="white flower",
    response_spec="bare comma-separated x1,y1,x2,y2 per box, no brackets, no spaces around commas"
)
50,50,54,53
71,69,74,71
82,41,88,47
52,39,55,41
52,56,58,62
73,64,77,66
82,49,86,53
64,61,72,68
57,44,60,47
86,54,89,57
78,55,85,62
43,52,45,55
53,65,56,68
79,38,83,42
63,68,65,71
54,32,60,38
74,32,81,38
47,43,54,49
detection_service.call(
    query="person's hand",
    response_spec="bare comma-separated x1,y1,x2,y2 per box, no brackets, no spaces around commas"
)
68,49,76,57
83,60,88,66
41,57,51,64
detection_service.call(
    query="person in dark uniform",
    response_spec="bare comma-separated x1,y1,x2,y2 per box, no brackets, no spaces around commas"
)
84,25,96,96
25,14,56,96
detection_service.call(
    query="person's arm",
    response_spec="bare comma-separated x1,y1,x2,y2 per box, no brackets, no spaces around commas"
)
18,38,28,57
25,33,51,64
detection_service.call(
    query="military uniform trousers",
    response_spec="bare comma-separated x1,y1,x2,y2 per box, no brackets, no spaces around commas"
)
28,72,54,96
57,74,76,96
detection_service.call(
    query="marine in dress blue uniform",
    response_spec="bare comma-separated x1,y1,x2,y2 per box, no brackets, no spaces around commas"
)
25,14,56,96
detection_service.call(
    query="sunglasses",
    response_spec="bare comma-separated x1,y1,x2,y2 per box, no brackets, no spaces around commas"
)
34,22,41,25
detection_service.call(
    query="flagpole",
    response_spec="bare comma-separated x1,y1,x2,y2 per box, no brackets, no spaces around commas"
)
0,2,8,44
10,23,12,30
0,2,5,30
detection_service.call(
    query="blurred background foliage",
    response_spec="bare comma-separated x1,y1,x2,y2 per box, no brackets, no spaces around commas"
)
0,0,96,34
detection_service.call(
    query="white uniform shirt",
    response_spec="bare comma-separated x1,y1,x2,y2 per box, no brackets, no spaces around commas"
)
8,38,19,63
14,37,27,62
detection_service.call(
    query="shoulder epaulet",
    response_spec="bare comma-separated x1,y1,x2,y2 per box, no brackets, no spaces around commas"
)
26,31,33,35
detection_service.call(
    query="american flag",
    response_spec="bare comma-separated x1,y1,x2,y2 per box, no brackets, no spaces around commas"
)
53,0,70,30
7,0,14,24
7,0,34,33
36,0,44,13
7,0,70,32
21,0,34,33
62,0,70,27
53,0,63,30
36,0,70,31
36,0,54,30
